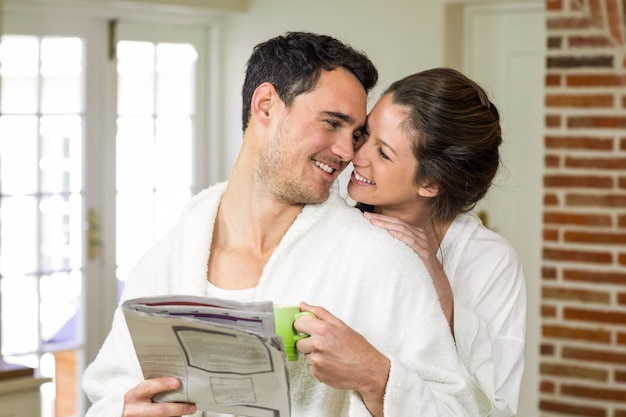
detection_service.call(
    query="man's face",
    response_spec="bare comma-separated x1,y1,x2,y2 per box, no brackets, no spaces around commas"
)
256,68,368,205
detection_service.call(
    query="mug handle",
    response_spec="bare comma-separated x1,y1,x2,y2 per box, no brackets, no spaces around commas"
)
293,311,316,341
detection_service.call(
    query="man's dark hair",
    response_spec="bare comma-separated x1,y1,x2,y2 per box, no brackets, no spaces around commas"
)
241,31,378,131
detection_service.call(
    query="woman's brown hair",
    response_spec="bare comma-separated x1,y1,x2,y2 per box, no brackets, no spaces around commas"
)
384,67,502,223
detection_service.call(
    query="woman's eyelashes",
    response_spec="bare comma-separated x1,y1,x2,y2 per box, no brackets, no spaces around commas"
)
377,146,391,160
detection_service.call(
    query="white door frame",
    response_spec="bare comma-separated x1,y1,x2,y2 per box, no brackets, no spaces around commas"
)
446,2,545,416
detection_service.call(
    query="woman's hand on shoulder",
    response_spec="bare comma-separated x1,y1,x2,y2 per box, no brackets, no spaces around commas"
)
362,211,438,268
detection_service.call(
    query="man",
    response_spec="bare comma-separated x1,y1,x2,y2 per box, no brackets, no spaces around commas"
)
82,31,484,417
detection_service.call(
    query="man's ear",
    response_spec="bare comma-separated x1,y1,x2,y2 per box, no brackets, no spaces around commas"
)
250,82,280,127
417,183,440,198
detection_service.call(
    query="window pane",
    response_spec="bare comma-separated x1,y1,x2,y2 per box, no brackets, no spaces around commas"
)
0,115,39,195
40,115,82,194
0,36,39,114
1,275,39,355
155,115,191,189
41,37,83,114
116,190,154,279
0,196,38,275
156,43,196,115
116,116,155,191
117,41,154,115
40,271,81,344
40,192,82,270
116,40,196,288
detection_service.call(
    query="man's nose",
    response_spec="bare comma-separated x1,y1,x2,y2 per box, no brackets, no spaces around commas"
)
333,133,355,162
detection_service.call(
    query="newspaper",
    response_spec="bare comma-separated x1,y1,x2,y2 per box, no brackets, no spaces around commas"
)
122,295,291,417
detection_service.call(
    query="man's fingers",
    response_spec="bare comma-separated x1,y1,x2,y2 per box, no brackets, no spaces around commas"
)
123,378,197,417
125,377,179,402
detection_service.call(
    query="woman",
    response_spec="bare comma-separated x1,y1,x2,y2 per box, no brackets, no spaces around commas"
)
348,68,526,417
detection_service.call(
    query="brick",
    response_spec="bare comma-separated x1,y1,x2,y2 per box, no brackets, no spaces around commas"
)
547,17,594,30
620,253,626,265
541,343,555,355
567,74,626,87
561,384,626,402
615,410,626,417
564,230,626,244
620,177,626,189
543,266,558,279
620,138,626,150
544,175,613,188
566,194,626,208
569,35,615,48
540,380,556,393
564,269,626,285
617,370,626,382
546,73,562,86
588,0,605,23
545,154,561,167
549,55,614,69
544,228,559,241
540,399,605,417
546,114,562,127
564,307,626,325
568,116,626,129
541,361,608,380
563,347,626,365
543,211,612,226
543,247,612,263
548,36,563,49
546,94,613,107
619,332,626,344
619,292,626,305
542,304,558,318
546,0,563,11
543,323,611,342
606,0,623,47
565,156,626,169
542,286,611,304
545,135,613,150
545,193,560,205
570,0,583,11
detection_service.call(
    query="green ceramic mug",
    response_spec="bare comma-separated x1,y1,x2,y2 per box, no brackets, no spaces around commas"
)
274,305,315,361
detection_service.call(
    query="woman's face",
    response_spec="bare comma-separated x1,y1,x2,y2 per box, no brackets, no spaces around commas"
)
348,93,424,210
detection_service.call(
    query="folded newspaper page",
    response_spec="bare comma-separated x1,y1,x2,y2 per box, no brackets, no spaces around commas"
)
122,295,291,417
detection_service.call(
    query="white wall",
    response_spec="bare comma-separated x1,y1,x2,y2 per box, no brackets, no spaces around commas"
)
215,0,448,179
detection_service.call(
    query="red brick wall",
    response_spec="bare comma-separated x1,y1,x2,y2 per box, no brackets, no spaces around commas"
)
542,0,626,416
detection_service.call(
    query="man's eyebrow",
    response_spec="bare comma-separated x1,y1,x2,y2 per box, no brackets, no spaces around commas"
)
321,111,355,125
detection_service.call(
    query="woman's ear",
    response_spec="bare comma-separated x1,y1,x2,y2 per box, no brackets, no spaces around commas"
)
250,82,280,127
417,183,440,198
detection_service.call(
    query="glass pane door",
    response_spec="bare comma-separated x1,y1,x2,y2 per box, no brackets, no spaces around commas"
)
114,22,206,295
115,40,196,292
0,10,211,417
0,34,84,417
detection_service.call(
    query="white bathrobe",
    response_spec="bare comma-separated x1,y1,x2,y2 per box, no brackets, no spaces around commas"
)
82,182,486,417
443,212,526,417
